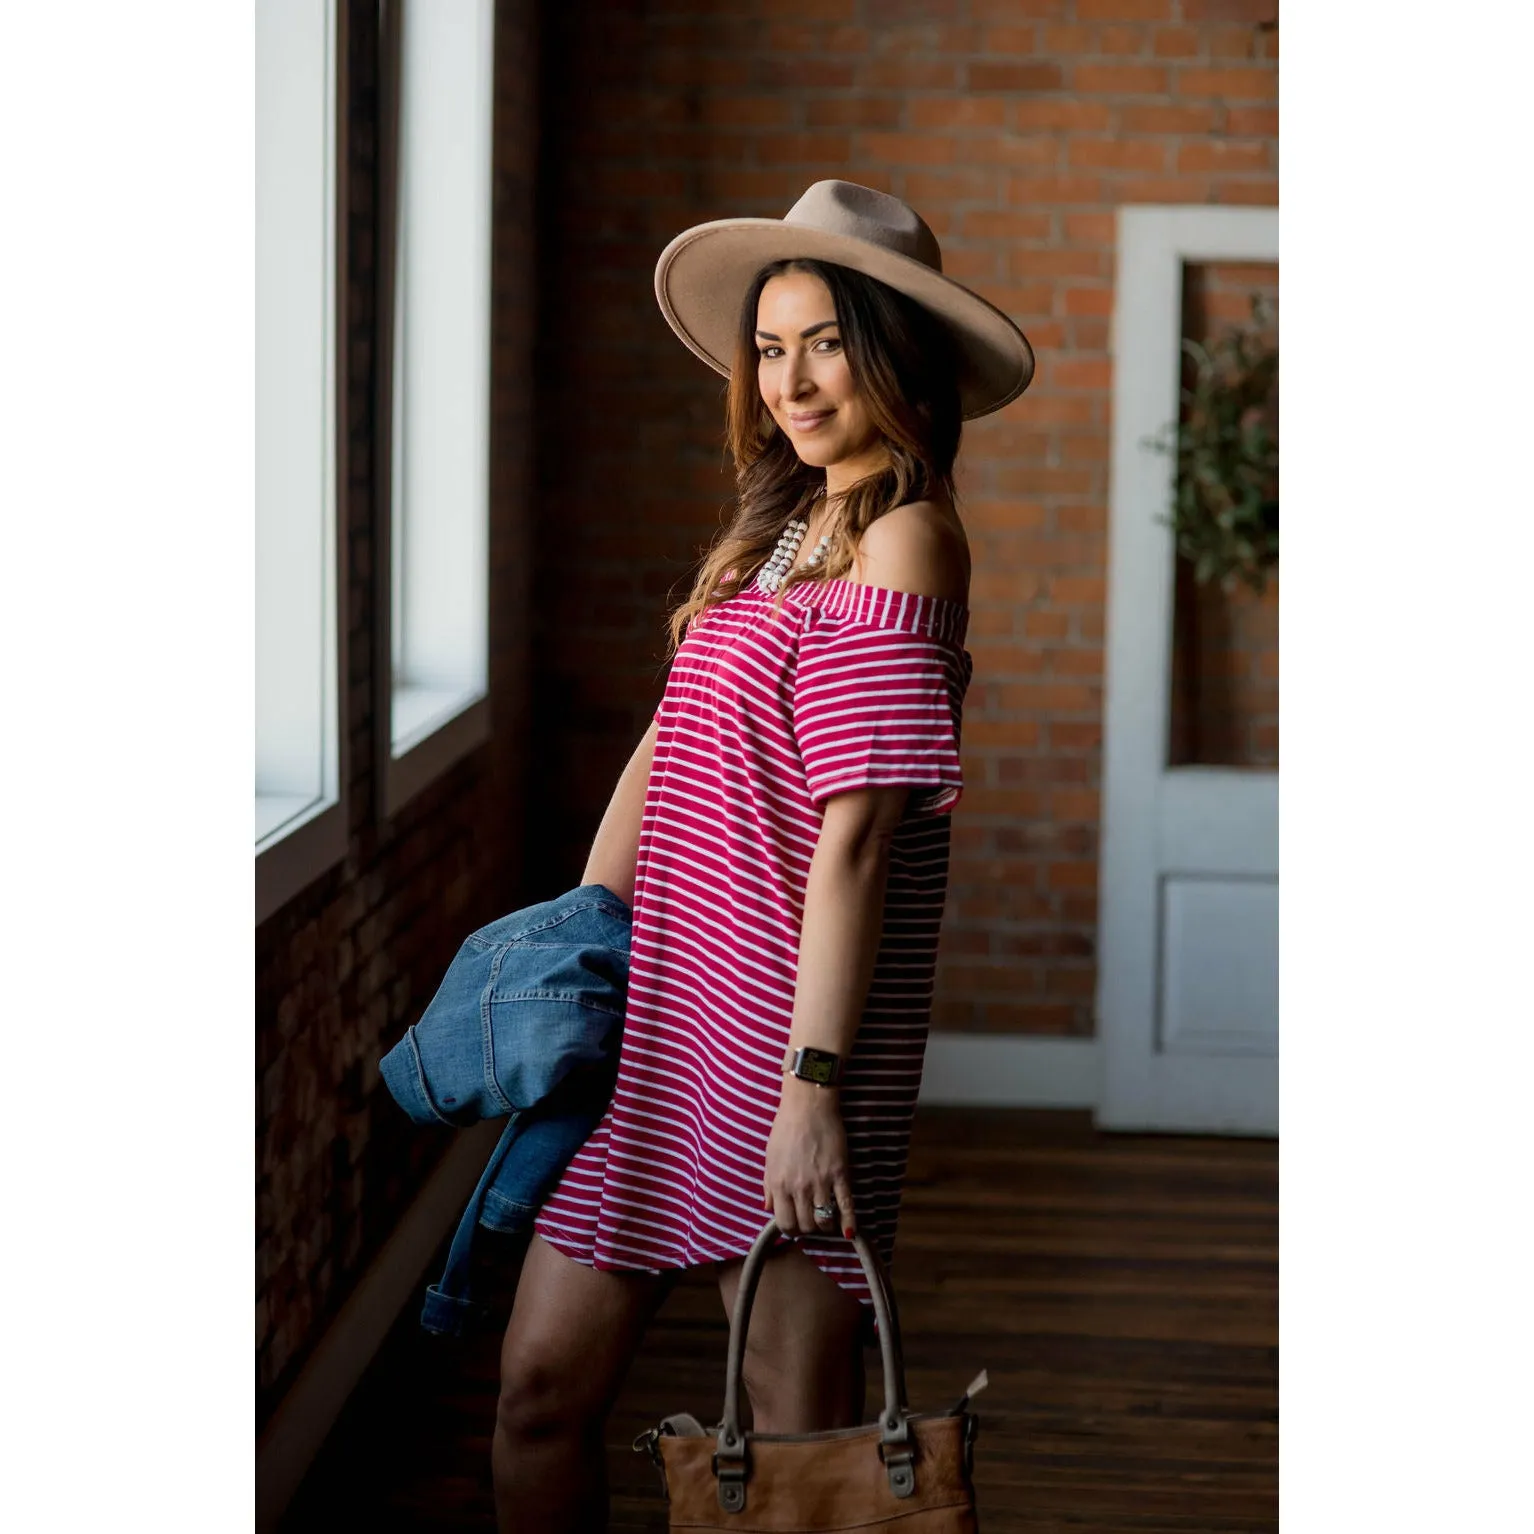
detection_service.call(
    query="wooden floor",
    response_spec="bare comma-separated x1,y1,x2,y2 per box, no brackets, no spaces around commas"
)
282,1109,1277,1532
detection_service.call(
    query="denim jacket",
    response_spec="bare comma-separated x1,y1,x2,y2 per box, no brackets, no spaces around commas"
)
378,882,632,1335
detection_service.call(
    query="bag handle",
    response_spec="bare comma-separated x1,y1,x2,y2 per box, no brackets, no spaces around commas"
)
714,1220,918,1508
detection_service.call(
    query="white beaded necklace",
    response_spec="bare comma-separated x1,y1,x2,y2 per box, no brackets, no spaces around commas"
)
754,502,834,596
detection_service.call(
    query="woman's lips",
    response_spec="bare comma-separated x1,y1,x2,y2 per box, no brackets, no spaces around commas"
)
789,410,834,431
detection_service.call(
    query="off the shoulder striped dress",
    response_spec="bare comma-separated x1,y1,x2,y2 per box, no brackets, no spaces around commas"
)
533,573,973,1312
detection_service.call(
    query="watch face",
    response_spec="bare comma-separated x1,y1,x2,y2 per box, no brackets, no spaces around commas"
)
794,1047,838,1084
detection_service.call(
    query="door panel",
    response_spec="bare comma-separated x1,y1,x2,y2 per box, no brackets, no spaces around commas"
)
1159,875,1279,1057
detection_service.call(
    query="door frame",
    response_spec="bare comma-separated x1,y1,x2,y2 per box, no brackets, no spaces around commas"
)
1096,205,1280,1133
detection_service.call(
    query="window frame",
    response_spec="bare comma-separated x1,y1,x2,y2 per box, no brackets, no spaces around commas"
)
372,0,496,822
255,0,350,927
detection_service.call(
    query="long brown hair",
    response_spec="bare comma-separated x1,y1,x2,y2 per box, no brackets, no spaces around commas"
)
661,257,963,660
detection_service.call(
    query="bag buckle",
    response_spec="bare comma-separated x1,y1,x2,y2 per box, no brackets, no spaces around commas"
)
877,1436,917,1498
713,1433,748,1513
632,1426,669,1501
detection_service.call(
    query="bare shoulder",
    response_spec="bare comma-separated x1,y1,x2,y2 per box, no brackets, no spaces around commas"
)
850,499,970,605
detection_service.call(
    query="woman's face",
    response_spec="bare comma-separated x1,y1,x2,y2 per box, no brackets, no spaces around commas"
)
755,271,887,491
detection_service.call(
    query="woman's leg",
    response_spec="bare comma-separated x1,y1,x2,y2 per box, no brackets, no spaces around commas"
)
716,1243,868,1433
493,1233,674,1533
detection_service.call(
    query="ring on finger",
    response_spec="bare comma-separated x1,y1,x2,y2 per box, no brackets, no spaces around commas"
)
812,1202,837,1226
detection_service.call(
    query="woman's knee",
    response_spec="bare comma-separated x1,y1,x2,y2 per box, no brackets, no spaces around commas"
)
723,1247,865,1432
496,1340,601,1445
496,1236,666,1443
740,1329,861,1432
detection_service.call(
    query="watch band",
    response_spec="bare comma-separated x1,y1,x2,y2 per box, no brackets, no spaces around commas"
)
782,1045,842,1087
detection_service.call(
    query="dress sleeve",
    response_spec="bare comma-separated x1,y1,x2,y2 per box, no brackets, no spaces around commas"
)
792,616,971,817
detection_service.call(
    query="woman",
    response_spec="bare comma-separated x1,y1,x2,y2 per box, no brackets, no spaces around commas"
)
491,181,1034,1531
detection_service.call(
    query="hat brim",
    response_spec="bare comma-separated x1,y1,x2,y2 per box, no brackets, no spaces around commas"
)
654,218,1036,422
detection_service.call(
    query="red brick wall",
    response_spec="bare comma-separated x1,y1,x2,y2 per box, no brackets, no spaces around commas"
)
529,0,1278,1035
255,0,540,1428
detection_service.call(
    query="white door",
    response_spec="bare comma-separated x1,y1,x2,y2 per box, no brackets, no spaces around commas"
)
1096,207,1278,1135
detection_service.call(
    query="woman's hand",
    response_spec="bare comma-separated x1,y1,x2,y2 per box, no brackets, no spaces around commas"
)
762,1080,857,1239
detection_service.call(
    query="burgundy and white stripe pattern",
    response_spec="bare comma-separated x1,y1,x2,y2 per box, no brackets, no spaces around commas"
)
533,574,973,1310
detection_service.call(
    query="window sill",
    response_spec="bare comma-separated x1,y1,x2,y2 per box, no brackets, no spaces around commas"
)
256,796,346,926
256,791,327,848
383,686,490,820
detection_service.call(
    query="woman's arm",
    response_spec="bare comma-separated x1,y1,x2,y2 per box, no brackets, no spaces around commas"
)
762,785,910,1239
579,716,660,910
763,499,969,1239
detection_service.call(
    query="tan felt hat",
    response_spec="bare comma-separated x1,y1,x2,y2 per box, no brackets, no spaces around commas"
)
653,179,1035,421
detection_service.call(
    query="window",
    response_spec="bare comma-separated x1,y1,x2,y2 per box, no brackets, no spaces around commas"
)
255,0,347,923
376,0,495,816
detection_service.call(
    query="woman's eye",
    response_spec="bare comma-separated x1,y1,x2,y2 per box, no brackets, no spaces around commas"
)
758,339,839,360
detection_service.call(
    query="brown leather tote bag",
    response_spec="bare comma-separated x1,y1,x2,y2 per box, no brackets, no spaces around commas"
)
633,1218,988,1531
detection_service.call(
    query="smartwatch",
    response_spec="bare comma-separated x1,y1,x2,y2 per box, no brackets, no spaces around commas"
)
782,1045,842,1087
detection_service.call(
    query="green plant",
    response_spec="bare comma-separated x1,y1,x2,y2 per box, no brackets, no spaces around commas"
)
1147,294,1278,595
